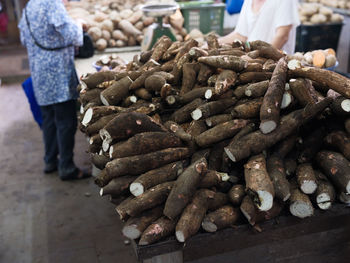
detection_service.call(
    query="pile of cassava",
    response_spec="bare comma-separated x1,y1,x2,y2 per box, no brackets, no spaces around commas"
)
65,0,189,51
78,35,350,246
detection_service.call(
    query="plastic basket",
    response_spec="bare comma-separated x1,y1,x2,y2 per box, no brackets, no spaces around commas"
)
295,23,344,53
179,1,226,35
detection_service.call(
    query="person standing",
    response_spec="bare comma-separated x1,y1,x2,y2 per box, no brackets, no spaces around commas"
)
220,0,300,54
18,0,90,180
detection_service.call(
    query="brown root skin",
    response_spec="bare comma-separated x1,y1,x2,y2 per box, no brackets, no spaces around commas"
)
109,132,183,159
242,63,263,73
224,98,332,162
289,78,318,107
100,112,167,145
259,57,288,134
244,154,275,211
195,119,249,148
170,98,204,124
100,175,138,197
81,71,116,90
316,151,350,194
239,72,272,84
199,170,229,188
298,127,326,163
330,96,350,116
231,98,263,119
124,182,174,217
129,161,183,197
164,121,192,142
289,65,350,98
96,147,190,187
80,89,102,105
296,163,319,194
208,192,229,211
144,75,166,92
324,131,350,160
245,80,269,98
164,157,208,220
228,184,245,206
314,171,336,210
215,70,237,95
122,206,163,240
135,88,152,101
100,76,133,106
175,189,215,242
202,205,240,233
91,154,110,170
198,55,248,71
191,98,237,121
180,62,200,95
150,36,172,62
139,216,177,246
266,155,291,201
205,114,232,127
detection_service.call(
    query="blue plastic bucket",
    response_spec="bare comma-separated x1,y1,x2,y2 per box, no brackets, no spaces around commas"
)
226,0,244,15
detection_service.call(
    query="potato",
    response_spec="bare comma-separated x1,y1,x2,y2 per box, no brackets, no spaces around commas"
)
304,52,313,65
108,39,117,48
109,11,121,26
310,13,327,24
291,52,305,61
135,21,144,31
325,54,337,68
96,38,108,51
128,36,137,46
128,10,143,24
176,34,183,42
330,13,344,23
120,9,133,19
102,30,111,41
112,30,128,42
88,26,102,41
116,40,126,47
94,11,108,22
101,19,114,33
319,6,332,16
300,4,319,16
143,16,154,27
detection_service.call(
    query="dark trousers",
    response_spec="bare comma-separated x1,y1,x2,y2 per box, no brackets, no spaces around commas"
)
40,100,77,177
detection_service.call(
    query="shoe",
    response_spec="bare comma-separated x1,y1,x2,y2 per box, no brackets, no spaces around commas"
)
44,163,58,174
60,168,91,181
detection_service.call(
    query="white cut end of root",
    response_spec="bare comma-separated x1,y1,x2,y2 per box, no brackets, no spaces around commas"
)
80,104,84,114
347,181,350,194
287,59,301,70
89,137,94,145
109,146,114,159
202,220,217,233
205,89,213,99
166,95,176,105
317,193,331,210
99,149,103,155
102,140,110,152
245,89,252,97
281,92,292,109
339,192,350,204
100,94,110,106
219,172,230,182
260,121,277,134
285,83,290,91
256,190,273,211
300,180,317,194
122,226,141,240
175,231,185,243
80,80,87,91
82,108,93,127
100,188,104,196
130,95,137,103
290,201,314,218
224,148,236,162
130,183,144,197
341,99,350,112
100,129,112,144
191,109,202,120
205,119,213,127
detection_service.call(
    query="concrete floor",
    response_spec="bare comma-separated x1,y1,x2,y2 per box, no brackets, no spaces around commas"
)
0,84,138,263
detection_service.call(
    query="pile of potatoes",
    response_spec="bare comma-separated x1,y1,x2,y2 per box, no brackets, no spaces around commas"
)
65,0,189,51
299,2,344,24
305,0,350,10
289,48,337,68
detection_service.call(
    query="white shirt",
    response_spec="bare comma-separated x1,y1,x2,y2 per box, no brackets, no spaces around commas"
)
235,0,300,54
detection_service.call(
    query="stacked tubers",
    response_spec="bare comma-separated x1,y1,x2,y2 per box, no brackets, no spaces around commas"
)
299,2,345,24
78,36,350,246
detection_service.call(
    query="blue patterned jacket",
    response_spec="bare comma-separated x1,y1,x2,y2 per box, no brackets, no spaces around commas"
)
18,0,83,106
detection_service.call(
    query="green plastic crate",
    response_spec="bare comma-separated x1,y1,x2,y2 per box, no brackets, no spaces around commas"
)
179,1,226,35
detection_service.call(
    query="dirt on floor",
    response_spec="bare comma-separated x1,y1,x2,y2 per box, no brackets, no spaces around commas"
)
0,83,138,263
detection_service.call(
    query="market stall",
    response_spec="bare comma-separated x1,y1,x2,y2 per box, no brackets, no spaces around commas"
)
77,35,350,261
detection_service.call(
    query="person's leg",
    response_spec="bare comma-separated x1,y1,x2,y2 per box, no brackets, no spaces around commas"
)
40,104,59,172
53,100,78,178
